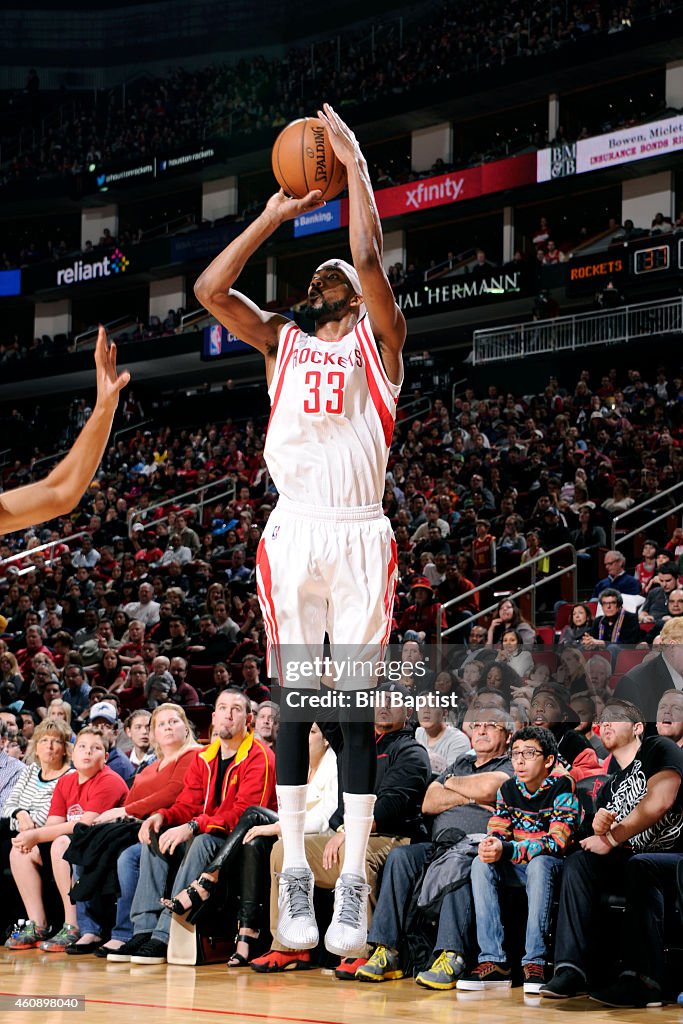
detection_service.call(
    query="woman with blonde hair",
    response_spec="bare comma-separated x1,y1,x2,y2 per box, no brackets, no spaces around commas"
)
0,651,23,689
203,582,227,618
45,700,76,743
68,703,200,956
1,719,73,839
45,699,72,727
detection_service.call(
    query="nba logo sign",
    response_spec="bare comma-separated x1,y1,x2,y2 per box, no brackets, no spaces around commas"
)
271,525,280,539
209,324,222,356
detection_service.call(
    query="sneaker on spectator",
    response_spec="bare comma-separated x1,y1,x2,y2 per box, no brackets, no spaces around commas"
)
539,967,587,999
335,957,368,980
456,961,512,990
5,921,51,950
589,975,663,1008
274,868,318,950
250,949,313,973
355,945,403,982
130,938,168,964
106,932,152,963
523,962,548,995
416,950,466,990
39,923,80,953
324,873,371,957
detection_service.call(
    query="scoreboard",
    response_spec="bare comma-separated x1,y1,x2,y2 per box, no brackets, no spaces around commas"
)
566,235,682,294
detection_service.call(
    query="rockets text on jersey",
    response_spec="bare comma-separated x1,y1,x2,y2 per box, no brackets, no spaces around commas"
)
264,315,401,508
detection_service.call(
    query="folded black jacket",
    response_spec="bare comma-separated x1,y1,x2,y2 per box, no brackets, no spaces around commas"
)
65,818,141,904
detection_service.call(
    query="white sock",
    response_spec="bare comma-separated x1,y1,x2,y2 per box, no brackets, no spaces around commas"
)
276,784,308,870
339,792,376,880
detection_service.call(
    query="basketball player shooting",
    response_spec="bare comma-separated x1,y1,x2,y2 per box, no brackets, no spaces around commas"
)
194,103,406,957
0,326,129,535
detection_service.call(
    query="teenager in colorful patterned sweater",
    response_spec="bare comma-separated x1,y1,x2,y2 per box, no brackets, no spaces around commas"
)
456,726,580,994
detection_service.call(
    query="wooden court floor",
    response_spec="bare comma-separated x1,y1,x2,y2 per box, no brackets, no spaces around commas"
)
0,951,681,1024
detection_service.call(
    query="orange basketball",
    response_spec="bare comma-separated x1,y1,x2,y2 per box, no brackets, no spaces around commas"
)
272,117,347,201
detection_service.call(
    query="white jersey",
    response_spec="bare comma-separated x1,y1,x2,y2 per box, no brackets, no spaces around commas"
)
264,315,401,507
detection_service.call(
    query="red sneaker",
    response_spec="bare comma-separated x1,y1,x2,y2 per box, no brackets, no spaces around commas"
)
250,949,313,973
335,957,368,980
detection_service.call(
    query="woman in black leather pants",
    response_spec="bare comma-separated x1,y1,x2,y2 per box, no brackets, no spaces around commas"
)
161,804,279,966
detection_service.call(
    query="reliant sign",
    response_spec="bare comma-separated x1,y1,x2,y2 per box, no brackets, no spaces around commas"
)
537,113,683,181
55,248,130,286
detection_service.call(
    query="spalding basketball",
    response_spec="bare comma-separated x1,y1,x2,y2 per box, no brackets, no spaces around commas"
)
272,117,347,201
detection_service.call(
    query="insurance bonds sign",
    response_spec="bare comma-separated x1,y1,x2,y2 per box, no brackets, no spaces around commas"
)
537,114,683,181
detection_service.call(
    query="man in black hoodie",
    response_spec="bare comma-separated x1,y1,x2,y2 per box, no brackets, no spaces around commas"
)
251,682,431,973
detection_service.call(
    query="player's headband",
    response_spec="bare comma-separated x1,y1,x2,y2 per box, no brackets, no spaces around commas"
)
315,259,366,316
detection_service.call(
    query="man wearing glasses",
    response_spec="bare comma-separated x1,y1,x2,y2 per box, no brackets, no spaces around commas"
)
591,551,641,601
457,725,580,994
354,709,513,989
540,697,683,1008
581,588,642,653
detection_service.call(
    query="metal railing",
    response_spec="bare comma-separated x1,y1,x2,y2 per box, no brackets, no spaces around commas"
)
180,309,212,333
472,297,683,365
112,419,153,446
73,315,138,352
611,479,683,549
129,474,237,531
436,543,577,646
0,531,90,577
614,501,683,552
29,449,69,475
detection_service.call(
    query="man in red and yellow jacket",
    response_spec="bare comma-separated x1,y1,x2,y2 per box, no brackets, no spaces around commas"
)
123,687,276,963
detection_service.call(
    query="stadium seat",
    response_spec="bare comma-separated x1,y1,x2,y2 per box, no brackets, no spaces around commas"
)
535,626,554,646
554,603,575,634
613,648,648,679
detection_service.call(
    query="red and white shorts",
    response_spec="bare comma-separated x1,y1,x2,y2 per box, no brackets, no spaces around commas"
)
256,496,397,690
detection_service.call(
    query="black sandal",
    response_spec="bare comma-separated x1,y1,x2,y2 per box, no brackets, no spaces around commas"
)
227,931,260,968
160,875,216,920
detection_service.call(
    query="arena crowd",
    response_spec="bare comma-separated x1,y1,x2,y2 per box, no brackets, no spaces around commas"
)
0,354,681,1006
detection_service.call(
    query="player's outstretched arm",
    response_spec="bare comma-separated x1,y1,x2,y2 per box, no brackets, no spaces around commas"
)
0,326,129,535
318,103,406,378
194,190,325,356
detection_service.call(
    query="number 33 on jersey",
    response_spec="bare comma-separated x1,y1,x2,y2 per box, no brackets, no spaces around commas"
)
264,315,402,508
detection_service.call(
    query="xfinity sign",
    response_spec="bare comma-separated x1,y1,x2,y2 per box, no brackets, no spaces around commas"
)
56,248,130,286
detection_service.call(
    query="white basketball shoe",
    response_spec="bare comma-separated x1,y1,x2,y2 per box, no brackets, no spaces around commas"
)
324,873,371,957
274,867,318,950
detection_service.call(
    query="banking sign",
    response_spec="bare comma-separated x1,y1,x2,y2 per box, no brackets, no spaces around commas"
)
294,200,342,238
537,113,683,181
